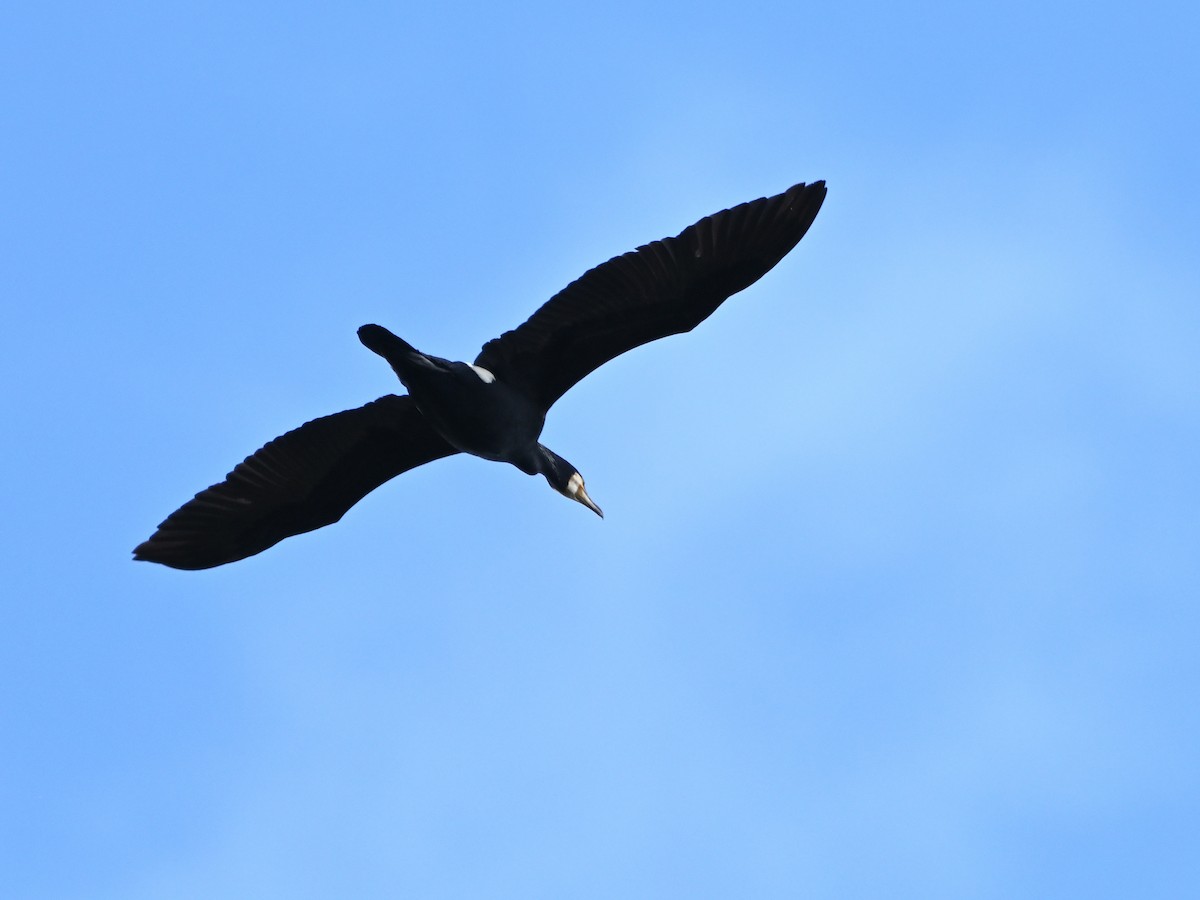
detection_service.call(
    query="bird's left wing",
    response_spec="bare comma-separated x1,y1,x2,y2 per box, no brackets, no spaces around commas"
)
475,180,826,411
133,394,457,570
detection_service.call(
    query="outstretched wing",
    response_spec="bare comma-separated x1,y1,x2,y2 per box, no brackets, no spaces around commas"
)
133,394,457,570
475,180,826,411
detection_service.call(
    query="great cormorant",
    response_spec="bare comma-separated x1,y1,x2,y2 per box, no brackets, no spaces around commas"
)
134,181,827,569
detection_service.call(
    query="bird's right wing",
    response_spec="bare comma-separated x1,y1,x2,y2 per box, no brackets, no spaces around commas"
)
133,394,457,570
475,181,826,412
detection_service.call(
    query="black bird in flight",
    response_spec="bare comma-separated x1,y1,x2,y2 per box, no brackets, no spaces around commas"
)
135,181,827,569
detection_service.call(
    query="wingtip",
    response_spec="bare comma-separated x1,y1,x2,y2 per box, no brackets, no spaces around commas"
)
132,546,170,568
131,543,222,571
131,540,169,568
132,533,218,570
795,179,827,198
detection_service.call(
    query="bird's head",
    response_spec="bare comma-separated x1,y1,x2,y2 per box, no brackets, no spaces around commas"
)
560,470,604,517
538,446,603,518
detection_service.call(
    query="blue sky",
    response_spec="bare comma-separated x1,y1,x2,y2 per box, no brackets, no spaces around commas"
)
3,2,1197,897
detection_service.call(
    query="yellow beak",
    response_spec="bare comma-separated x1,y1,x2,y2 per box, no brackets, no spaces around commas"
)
574,483,604,518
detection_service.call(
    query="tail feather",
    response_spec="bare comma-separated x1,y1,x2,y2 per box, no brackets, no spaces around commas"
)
357,323,445,387
357,324,418,362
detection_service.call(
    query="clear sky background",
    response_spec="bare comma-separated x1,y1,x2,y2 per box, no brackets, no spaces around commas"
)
3,2,1197,898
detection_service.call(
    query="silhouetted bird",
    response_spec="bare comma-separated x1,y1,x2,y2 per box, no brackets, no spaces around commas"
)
135,181,827,569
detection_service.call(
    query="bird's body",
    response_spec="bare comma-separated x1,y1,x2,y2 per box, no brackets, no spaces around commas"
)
358,327,546,472
135,180,827,569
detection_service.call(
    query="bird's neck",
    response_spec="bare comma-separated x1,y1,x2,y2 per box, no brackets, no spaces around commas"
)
535,444,574,491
